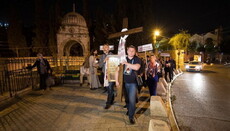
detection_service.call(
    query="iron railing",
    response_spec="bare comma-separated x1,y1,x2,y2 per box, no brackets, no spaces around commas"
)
0,56,84,99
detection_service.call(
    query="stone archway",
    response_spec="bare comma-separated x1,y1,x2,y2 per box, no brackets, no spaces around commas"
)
56,10,90,57
63,40,84,56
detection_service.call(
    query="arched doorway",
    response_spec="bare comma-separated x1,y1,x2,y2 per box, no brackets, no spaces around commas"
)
64,40,84,56
70,44,83,56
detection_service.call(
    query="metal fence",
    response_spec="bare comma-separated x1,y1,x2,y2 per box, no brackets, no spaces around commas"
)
0,56,84,99
0,69,39,97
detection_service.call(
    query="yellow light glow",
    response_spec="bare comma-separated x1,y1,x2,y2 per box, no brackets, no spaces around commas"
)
154,30,160,36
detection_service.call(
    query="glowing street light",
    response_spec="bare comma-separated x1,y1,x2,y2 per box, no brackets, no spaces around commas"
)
154,30,160,36
153,29,160,54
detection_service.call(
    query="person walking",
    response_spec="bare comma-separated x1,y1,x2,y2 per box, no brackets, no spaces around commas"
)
164,57,172,82
146,55,160,96
169,57,176,79
89,49,101,90
26,53,52,90
121,45,141,124
99,44,117,109
80,55,90,87
99,44,114,93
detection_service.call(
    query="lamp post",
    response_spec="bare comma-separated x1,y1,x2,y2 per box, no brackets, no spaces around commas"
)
153,30,160,55
177,49,180,69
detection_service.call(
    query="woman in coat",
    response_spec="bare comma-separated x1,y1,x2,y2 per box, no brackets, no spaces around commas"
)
146,55,160,96
89,49,101,90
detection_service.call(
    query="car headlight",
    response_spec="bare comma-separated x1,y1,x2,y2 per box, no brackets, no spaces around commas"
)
195,66,201,69
185,65,189,69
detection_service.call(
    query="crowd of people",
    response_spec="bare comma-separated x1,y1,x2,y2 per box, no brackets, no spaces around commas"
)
29,44,177,125
79,43,177,124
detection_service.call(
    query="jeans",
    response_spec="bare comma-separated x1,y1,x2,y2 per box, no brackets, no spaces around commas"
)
106,82,115,105
125,83,137,119
147,75,158,96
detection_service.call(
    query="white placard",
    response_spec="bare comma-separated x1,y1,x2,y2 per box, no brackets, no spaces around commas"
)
100,45,114,51
138,43,153,52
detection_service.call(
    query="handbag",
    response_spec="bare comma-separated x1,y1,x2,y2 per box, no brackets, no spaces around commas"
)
135,72,143,87
46,74,55,87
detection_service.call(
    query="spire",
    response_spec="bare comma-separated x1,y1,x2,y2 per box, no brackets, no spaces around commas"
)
73,3,76,12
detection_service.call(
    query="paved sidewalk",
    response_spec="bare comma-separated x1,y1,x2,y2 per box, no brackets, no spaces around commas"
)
0,84,151,131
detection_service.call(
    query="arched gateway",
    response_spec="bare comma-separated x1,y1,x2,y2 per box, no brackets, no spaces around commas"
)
57,10,89,57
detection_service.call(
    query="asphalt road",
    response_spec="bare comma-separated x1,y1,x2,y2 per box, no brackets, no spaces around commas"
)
172,64,230,131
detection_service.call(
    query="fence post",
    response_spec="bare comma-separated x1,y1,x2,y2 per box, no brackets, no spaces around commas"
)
6,71,13,97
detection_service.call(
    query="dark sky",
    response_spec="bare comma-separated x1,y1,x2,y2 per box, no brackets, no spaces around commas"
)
0,0,230,36
154,0,230,35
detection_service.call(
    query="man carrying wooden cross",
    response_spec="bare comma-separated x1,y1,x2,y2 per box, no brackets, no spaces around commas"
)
106,18,143,124
112,29,141,124
118,45,141,124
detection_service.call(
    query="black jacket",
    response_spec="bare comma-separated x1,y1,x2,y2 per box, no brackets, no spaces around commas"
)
27,58,51,74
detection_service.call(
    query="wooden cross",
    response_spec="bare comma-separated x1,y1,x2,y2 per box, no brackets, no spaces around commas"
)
108,18,143,102
108,18,143,39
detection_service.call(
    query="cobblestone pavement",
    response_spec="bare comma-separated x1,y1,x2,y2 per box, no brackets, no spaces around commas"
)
0,84,151,131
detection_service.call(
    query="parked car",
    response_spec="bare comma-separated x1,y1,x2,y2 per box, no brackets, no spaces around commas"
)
185,61,203,72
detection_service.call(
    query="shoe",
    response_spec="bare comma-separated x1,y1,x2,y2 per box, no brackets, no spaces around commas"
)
80,83,82,87
104,105,111,109
123,105,127,108
126,111,129,116
129,118,135,124
90,88,93,90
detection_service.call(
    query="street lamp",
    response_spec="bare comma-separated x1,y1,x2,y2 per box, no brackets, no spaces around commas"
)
153,30,160,54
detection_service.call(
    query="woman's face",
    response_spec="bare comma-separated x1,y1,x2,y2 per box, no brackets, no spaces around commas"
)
94,50,98,55
150,55,156,63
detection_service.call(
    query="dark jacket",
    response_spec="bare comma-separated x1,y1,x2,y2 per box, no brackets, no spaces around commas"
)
27,58,51,74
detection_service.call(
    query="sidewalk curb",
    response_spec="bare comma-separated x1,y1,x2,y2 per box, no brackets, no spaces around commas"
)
167,70,183,131
148,70,183,131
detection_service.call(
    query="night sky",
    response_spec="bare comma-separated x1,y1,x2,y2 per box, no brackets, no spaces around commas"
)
0,0,230,36
154,0,230,35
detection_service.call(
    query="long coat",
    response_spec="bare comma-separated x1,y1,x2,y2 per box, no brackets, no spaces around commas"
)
89,55,101,88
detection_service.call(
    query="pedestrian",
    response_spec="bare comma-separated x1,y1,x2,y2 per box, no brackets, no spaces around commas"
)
169,57,176,79
99,43,113,93
26,53,52,90
157,57,164,78
98,44,117,109
80,55,90,87
89,49,101,90
121,45,141,124
146,55,160,96
164,57,172,82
